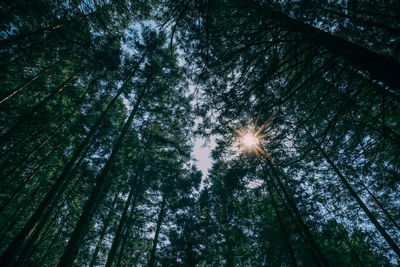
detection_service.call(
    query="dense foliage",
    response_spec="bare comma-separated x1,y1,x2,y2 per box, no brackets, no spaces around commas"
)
1,0,399,266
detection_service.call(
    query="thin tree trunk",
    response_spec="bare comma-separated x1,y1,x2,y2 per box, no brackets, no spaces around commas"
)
105,154,145,267
57,91,145,267
0,185,38,244
0,0,115,49
38,208,72,266
116,227,130,267
116,201,137,267
0,77,90,179
267,183,298,267
88,192,120,267
0,69,81,145
361,183,400,232
264,162,329,266
0,128,39,161
0,142,85,266
322,200,364,266
16,197,68,266
0,71,90,164
304,127,400,258
0,63,55,105
105,189,139,267
0,22,67,48
272,181,321,266
148,193,167,267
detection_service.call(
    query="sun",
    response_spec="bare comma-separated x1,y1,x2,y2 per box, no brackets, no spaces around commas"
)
230,112,275,163
241,132,259,149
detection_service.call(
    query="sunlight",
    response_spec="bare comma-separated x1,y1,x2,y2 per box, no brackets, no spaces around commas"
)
242,132,258,149
230,112,276,163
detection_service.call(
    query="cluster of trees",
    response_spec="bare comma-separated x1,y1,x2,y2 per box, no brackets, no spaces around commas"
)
1,0,399,266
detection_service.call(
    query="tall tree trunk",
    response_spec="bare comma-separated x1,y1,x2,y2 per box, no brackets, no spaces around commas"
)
317,5,400,37
0,141,85,266
105,154,145,267
0,0,115,49
38,207,72,266
0,128,40,161
361,182,400,232
0,62,142,266
272,181,322,266
115,202,137,267
0,63,55,105
148,193,167,267
12,159,85,264
57,91,145,267
88,192,120,267
105,188,139,267
323,200,364,265
264,162,329,266
305,127,400,258
0,185,38,245
16,197,69,266
267,182,298,267
245,0,400,91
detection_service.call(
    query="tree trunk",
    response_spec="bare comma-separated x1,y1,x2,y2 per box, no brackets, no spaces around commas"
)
264,162,329,266
267,183,298,267
0,128,40,161
305,127,400,258
12,162,85,264
0,184,38,245
105,189,139,267
57,92,145,267
0,143,85,266
272,182,322,266
16,197,69,266
38,207,72,266
0,63,55,105
0,72,90,165
88,192,119,267
245,0,400,91
105,155,145,267
318,5,400,37
116,192,140,267
361,183,400,232
148,193,167,267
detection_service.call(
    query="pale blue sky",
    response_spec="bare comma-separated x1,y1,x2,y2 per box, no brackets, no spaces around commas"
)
192,137,216,178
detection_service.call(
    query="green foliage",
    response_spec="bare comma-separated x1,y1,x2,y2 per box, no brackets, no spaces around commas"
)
0,0,399,266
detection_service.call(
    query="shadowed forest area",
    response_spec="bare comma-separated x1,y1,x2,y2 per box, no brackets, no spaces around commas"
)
0,0,399,266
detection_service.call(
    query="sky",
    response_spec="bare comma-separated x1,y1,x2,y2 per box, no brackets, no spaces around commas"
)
192,137,216,179
123,32,216,180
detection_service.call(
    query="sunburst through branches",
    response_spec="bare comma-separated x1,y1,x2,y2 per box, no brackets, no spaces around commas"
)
230,112,275,163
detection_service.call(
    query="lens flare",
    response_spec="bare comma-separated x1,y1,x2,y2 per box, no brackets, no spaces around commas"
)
242,132,258,148
229,112,276,163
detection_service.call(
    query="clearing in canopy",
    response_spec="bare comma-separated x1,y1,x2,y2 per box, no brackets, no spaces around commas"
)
0,0,399,266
